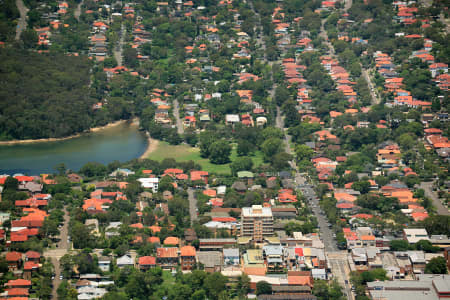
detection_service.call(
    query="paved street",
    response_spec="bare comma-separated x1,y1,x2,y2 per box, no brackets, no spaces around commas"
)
75,0,84,21
173,99,184,135
420,181,449,215
43,207,71,299
362,68,381,105
188,188,197,225
328,252,354,300
15,0,29,40
114,24,125,66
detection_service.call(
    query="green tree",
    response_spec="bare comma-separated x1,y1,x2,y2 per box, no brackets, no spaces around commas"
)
352,181,371,194
230,157,253,176
425,257,448,274
123,47,138,68
312,280,330,299
204,272,228,300
389,240,410,251
256,280,272,295
209,141,232,164
70,221,95,249
57,280,77,299
79,162,107,178
236,274,250,297
415,240,440,253
237,139,255,156
261,138,283,162
21,28,37,48
295,144,314,161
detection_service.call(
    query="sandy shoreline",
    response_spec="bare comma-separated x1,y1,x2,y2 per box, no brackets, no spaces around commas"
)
140,135,159,159
0,119,132,145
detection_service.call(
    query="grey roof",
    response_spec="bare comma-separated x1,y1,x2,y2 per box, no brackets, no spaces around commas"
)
223,248,239,257
258,295,316,300
367,280,441,300
116,254,133,266
231,181,247,191
311,268,326,275
279,171,292,179
98,257,111,263
197,251,222,268
263,245,283,256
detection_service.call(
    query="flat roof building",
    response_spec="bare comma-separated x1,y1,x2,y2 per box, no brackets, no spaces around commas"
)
241,205,274,242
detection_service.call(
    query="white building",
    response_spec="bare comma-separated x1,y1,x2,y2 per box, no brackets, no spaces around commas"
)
137,178,159,192
403,228,429,244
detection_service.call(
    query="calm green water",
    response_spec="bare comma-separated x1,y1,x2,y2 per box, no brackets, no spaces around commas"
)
0,123,148,175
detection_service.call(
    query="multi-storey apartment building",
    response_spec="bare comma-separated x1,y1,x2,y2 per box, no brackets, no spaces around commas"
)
241,205,274,242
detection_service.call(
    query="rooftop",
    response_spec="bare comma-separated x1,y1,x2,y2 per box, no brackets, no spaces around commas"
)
242,205,272,217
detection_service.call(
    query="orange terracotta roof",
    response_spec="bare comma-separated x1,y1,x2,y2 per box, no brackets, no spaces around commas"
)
163,236,180,245
180,246,196,256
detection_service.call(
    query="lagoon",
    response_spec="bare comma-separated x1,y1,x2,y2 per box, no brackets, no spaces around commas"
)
0,122,148,175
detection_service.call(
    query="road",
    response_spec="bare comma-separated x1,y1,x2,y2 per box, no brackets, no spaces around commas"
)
188,188,197,225
343,0,353,12
248,0,354,296
328,252,354,299
362,68,381,105
114,24,125,66
15,0,29,40
420,181,449,215
43,208,71,299
173,99,184,134
74,0,84,21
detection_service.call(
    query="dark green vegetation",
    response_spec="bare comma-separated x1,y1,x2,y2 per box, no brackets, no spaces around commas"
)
0,48,93,139
0,48,143,140
0,0,19,41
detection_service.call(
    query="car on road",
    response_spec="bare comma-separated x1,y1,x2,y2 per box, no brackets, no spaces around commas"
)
59,275,63,280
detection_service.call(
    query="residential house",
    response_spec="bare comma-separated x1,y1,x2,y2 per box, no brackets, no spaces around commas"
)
180,246,196,270
98,257,111,272
138,256,156,271
116,254,134,268
156,247,179,269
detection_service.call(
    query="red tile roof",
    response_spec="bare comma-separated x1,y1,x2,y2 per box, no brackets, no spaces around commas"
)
163,237,180,245
4,288,29,297
24,261,39,270
5,252,22,262
147,236,160,244
180,246,196,257
157,247,179,258
138,256,156,265
6,279,31,287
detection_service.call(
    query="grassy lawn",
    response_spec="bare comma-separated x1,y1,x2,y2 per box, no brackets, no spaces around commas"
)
148,141,264,174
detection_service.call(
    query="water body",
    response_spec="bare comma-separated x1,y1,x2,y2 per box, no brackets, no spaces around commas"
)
0,122,148,175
